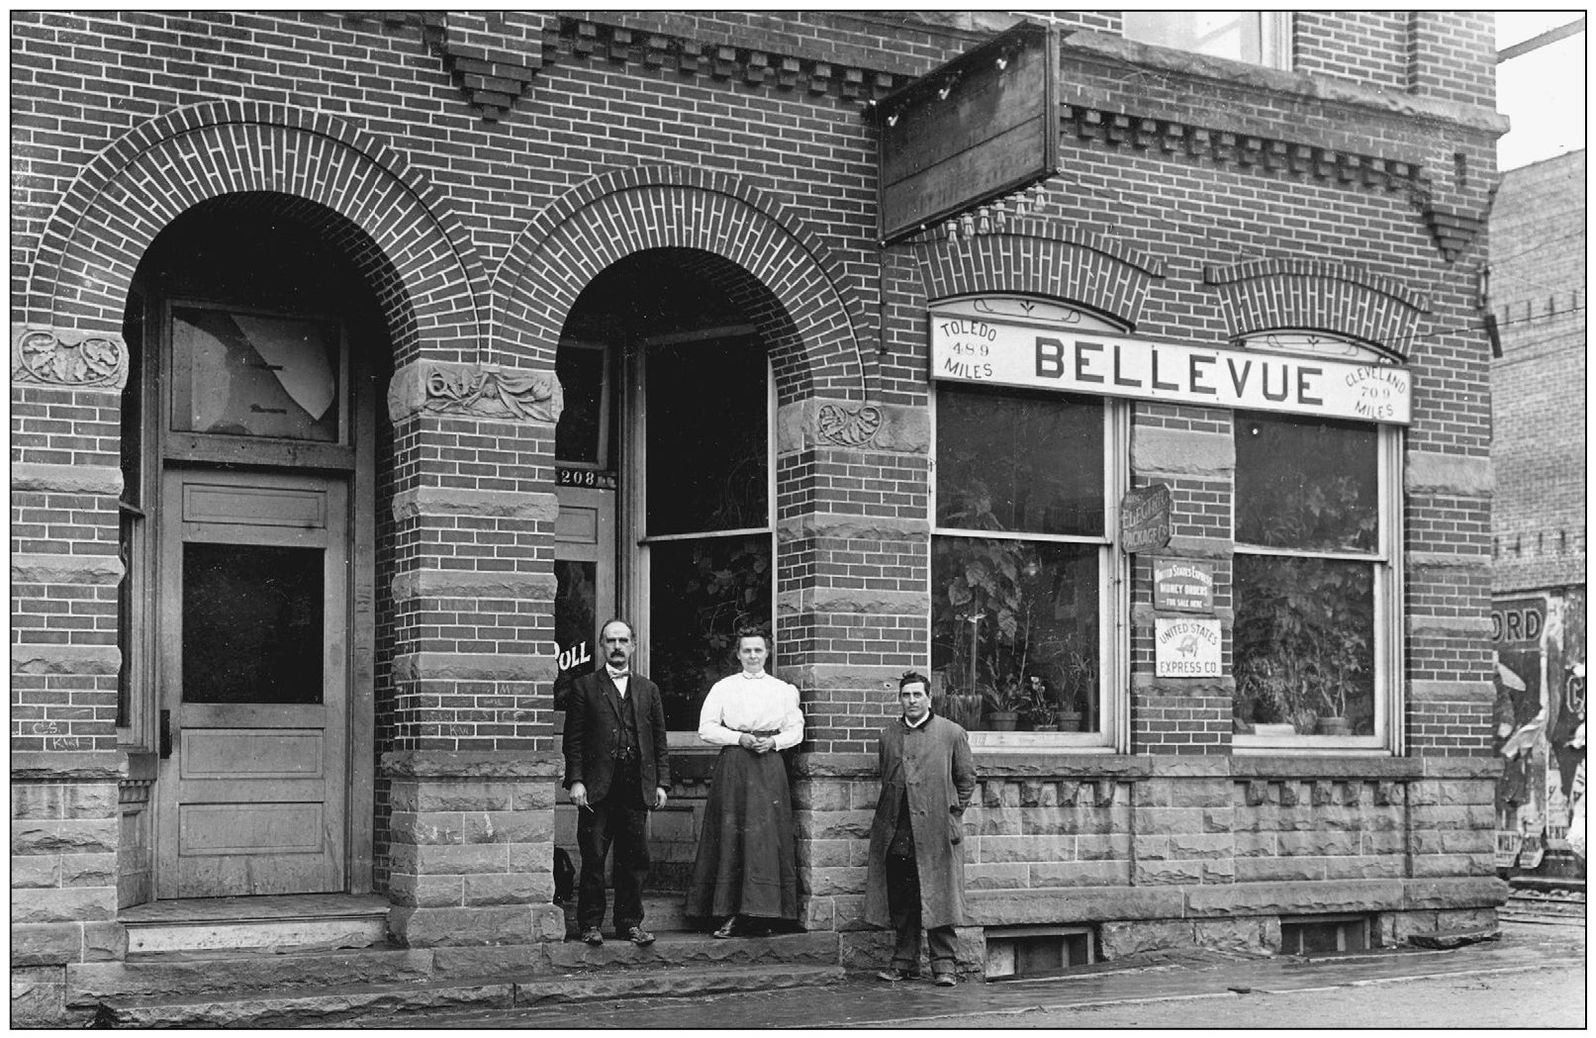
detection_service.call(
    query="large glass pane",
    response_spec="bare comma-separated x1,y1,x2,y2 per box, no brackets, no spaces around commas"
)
648,534,772,730
930,537,1100,733
1235,413,1378,552
182,543,323,704
552,559,597,712
1232,554,1375,736
645,339,767,535
937,386,1104,537
172,307,341,442
1123,11,1264,64
554,345,607,465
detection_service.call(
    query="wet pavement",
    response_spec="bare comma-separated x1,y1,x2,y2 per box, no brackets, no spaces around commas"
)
381,916,1584,1029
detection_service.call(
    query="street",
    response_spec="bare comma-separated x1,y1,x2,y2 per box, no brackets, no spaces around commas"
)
377,915,1584,1030
889,956,1585,1029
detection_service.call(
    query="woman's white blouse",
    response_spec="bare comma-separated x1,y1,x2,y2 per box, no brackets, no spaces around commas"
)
697,671,805,751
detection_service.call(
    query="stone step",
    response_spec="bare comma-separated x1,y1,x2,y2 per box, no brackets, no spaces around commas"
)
119,896,389,956
97,962,846,1028
67,946,434,1007
642,892,692,932
435,928,840,977
72,926,841,1026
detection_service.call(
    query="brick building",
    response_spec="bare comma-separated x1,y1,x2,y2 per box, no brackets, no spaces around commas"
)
11,11,1509,1023
1486,149,1586,870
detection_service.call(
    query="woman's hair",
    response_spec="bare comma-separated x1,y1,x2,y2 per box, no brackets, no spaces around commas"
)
734,624,772,652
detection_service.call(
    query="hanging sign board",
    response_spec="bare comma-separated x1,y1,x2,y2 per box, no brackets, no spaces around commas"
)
929,315,1412,424
1155,617,1222,678
873,23,1059,246
1152,557,1214,612
1120,484,1172,554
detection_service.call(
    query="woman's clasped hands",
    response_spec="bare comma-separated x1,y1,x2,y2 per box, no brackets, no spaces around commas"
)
739,732,776,754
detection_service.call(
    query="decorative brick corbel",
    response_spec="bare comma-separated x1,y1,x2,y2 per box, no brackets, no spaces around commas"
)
421,12,560,122
1422,203,1487,263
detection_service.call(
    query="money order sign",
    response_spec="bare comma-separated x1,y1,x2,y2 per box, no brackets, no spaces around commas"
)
929,311,1411,424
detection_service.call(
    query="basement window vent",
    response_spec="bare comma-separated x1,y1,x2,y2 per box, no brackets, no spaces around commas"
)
983,925,1096,980
1280,914,1370,956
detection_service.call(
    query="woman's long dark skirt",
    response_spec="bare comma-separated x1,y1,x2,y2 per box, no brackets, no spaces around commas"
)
684,745,799,920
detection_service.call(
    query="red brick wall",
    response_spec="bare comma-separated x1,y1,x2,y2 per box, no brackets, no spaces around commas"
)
11,9,1501,761
1407,11,1497,107
1490,151,1587,594
1294,12,1409,88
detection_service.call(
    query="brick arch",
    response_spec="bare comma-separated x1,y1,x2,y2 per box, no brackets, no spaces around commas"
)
910,228,1165,328
1203,259,1431,360
493,165,868,400
25,101,486,367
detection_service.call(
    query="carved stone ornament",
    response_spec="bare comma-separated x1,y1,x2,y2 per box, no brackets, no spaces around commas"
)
11,325,128,390
423,365,563,423
816,402,882,447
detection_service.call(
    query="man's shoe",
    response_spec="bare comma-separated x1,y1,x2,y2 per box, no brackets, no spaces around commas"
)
579,926,604,946
620,925,655,946
875,967,918,981
933,973,957,987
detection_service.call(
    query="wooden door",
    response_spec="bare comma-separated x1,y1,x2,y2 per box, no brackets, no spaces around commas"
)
155,470,349,897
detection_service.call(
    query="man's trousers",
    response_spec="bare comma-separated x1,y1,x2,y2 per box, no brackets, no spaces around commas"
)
886,852,956,977
576,770,650,933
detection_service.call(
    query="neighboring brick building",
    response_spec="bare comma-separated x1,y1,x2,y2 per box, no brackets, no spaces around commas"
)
1486,149,1586,870
11,11,1508,1023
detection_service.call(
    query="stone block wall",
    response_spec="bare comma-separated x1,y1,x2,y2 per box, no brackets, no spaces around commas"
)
809,754,1502,968
382,751,565,947
10,753,127,1025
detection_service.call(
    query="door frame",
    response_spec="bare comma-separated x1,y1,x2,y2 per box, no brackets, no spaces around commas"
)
141,294,375,897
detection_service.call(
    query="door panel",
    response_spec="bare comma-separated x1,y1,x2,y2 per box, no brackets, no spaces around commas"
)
156,470,348,898
181,728,326,776
180,803,326,853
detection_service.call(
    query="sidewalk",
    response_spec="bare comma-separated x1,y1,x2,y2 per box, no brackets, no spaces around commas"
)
385,917,1584,1029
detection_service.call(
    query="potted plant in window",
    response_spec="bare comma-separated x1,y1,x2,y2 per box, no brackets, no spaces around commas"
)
1233,556,1373,736
932,669,984,730
980,671,1027,732
1020,675,1061,731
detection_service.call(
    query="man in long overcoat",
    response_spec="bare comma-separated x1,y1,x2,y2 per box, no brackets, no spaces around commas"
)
864,670,977,985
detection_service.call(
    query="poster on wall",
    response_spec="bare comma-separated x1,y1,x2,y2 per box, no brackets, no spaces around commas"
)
1492,596,1546,842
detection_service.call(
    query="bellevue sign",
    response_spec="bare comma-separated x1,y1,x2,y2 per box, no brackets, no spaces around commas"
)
930,314,1411,425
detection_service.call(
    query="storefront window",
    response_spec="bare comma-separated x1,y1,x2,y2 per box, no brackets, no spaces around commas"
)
642,337,772,729
932,384,1111,737
648,534,771,730
1232,413,1386,741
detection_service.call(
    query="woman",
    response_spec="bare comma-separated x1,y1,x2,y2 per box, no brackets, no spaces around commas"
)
685,626,804,938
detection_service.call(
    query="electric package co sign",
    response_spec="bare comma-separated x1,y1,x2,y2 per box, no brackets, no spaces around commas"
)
930,315,1412,425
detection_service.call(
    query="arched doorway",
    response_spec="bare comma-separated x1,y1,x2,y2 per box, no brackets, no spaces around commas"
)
551,248,784,888
120,195,392,899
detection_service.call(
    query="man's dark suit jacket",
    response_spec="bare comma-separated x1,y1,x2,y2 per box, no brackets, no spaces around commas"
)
561,669,671,805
